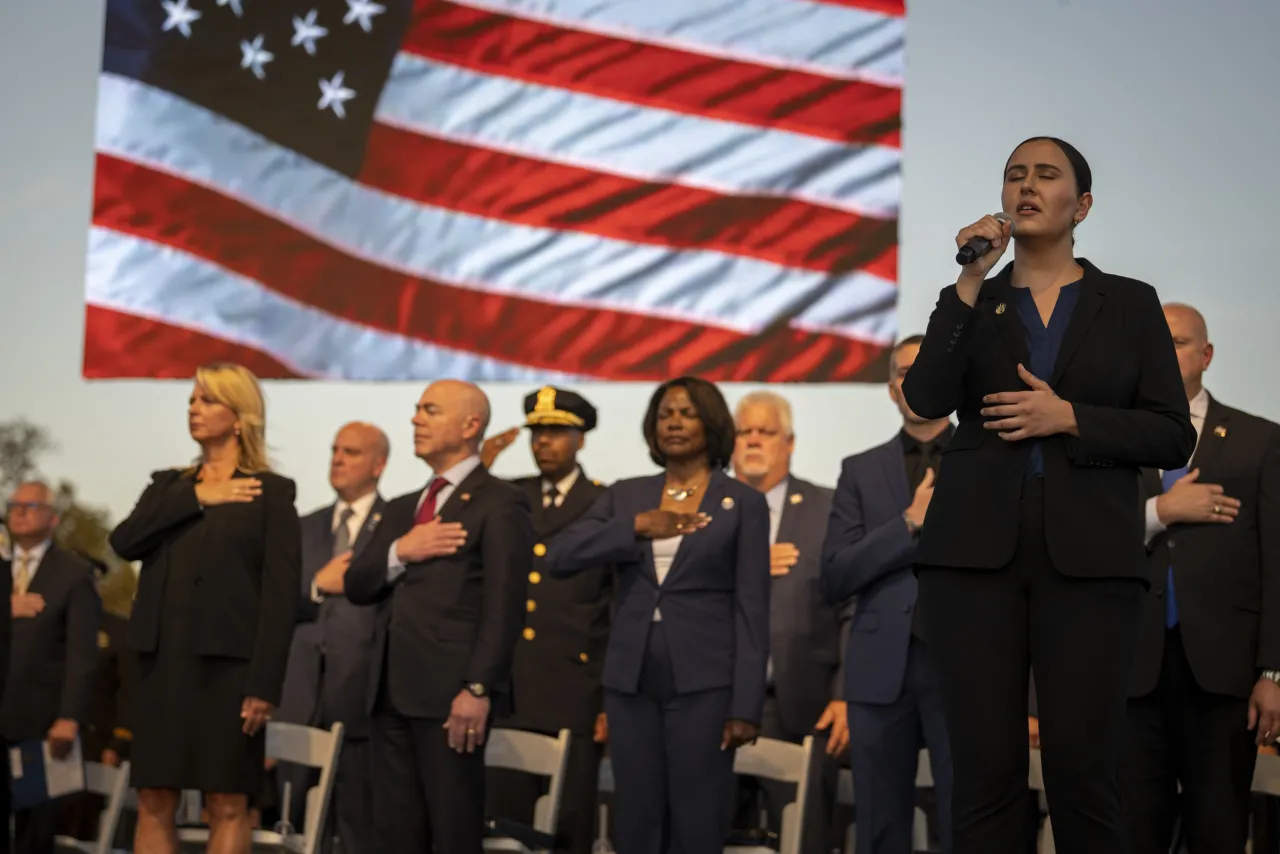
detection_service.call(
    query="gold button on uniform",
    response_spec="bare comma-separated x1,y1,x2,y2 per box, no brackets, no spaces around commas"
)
533,543,547,557
523,627,536,640
579,653,589,663
529,571,542,584
526,599,537,612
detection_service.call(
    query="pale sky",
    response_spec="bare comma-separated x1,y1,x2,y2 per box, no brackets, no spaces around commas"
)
2,0,1278,522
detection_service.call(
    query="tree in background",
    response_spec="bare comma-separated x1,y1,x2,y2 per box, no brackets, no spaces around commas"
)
0,418,136,615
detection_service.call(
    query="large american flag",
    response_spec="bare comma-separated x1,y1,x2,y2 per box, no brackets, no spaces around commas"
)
84,0,903,381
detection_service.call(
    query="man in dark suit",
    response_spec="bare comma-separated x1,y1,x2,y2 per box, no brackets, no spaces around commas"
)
822,336,955,854
730,390,847,854
1121,302,1280,853
1,530,12,854
56,554,135,846
276,422,390,854
345,380,534,854
2,481,100,854
481,386,612,854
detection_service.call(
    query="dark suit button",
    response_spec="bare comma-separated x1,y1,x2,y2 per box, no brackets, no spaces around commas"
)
529,571,542,584
526,599,537,613
902,605,912,613
533,543,547,557
1168,540,1176,549
523,627,536,641
1156,590,1164,598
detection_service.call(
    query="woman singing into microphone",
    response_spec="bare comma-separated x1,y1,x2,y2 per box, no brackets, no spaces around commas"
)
902,137,1195,854
110,363,301,854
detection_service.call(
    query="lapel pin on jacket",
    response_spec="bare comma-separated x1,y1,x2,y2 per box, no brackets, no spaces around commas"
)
995,302,1007,315
789,493,803,505
460,493,472,502
721,496,735,510
1214,425,1227,438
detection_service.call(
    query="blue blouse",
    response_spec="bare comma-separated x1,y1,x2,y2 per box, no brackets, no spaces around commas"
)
1013,281,1081,477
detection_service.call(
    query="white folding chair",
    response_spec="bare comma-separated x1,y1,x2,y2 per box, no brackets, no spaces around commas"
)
484,727,572,854
52,760,133,854
178,721,344,854
837,748,934,853
1028,747,1056,854
725,735,815,854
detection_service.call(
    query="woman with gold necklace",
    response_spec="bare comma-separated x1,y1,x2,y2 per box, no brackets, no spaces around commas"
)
548,376,771,854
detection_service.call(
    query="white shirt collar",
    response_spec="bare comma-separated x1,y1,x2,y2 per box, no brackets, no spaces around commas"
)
764,477,789,517
1189,387,1210,423
333,489,378,530
435,454,483,489
13,538,52,567
543,467,581,497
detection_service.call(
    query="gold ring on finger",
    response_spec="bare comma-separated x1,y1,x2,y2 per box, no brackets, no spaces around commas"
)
1214,504,1222,514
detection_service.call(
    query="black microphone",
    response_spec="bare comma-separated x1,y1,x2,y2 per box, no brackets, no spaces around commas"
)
955,212,1014,265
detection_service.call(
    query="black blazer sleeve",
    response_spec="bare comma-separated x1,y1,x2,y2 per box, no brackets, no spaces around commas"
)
1064,283,1195,469
246,477,303,704
0,560,9,714
109,469,203,561
731,489,771,725
467,489,535,690
901,286,976,420
344,506,403,606
60,560,102,725
1259,429,1280,670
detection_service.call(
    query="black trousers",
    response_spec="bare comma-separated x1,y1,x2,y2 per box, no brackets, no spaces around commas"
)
487,730,602,854
917,481,1143,854
11,803,57,854
370,712,487,854
1121,627,1258,853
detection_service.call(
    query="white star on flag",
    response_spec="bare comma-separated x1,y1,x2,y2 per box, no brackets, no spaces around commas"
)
216,0,244,17
160,0,201,38
292,9,329,56
343,0,385,33
239,35,273,80
317,71,356,119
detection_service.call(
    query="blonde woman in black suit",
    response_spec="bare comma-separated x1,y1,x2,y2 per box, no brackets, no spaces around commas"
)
111,363,301,854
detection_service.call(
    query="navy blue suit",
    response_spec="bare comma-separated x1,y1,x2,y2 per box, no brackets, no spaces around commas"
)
823,437,953,854
547,471,770,854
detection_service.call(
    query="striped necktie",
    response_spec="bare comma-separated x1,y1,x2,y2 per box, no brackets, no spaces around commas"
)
13,554,32,595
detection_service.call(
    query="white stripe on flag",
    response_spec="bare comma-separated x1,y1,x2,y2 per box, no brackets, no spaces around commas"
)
86,227,583,381
448,0,905,86
377,53,902,220
96,74,898,343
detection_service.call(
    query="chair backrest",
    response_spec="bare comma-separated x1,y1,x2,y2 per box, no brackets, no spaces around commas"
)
266,721,344,852
485,728,572,843
1254,750,1280,796
77,760,132,854
732,736,814,854
266,720,343,769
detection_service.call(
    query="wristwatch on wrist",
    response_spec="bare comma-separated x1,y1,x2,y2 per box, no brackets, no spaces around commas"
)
1261,670,1280,685
465,682,488,698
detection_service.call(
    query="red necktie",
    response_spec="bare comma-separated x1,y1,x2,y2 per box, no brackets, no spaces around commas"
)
414,477,449,525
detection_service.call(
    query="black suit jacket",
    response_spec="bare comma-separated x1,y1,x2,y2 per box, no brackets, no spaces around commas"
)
0,556,9,724
1131,395,1280,698
501,471,612,735
902,258,1196,581
0,544,100,741
109,469,303,705
83,611,135,759
277,496,386,738
345,464,534,719
769,476,846,738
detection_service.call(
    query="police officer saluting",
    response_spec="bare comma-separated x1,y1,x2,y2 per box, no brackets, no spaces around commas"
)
482,387,613,854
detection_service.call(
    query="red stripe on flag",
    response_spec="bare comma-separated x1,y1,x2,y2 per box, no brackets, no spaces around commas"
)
403,0,902,148
360,123,898,281
809,0,905,16
92,155,888,382
83,305,304,379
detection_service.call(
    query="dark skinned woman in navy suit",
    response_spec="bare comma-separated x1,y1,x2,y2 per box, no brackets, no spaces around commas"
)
547,377,771,854
902,137,1195,854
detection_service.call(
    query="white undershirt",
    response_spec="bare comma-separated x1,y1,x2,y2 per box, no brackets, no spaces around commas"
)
651,535,682,622
1143,388,1209,544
